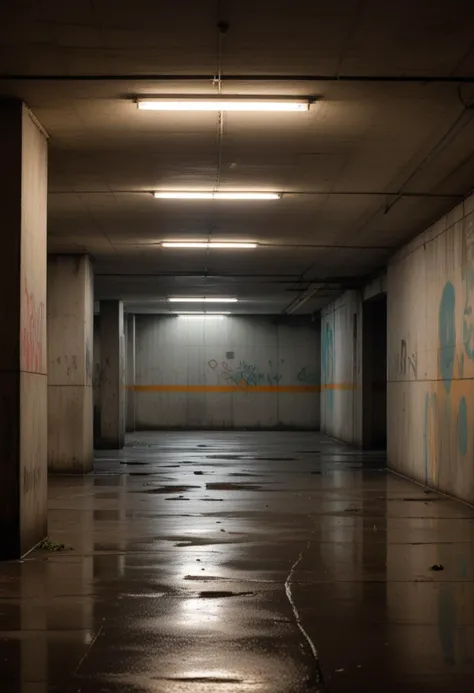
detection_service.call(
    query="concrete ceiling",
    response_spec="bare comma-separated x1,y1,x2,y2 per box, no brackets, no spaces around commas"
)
1,0,474,314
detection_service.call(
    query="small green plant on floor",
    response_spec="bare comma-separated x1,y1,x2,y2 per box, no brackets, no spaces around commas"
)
37,538,73,552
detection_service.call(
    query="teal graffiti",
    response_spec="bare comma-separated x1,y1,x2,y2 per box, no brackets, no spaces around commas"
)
234,361,259,386
458,396,468,456
210,359,285,388
439,281,456,392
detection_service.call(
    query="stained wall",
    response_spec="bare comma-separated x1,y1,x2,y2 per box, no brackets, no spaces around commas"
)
320,291,363,445
133,315,320,430
387,195,474,503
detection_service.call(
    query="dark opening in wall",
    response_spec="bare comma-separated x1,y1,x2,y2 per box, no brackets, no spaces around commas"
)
362,295,387,449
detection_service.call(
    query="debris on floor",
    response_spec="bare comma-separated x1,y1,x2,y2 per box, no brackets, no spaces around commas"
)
37,538,72,552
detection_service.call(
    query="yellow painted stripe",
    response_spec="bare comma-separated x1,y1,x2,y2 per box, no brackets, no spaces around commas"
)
322,383,357,391
129,383,356,393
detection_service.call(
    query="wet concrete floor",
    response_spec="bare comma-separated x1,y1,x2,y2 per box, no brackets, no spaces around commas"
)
1,431,474,692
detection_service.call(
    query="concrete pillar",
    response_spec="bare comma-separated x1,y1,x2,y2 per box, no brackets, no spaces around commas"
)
126,314,136,432
100,300,125,448
0,102,48,559
47,255,94,473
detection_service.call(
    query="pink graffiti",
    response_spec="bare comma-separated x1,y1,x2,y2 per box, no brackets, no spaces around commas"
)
21,278,45,373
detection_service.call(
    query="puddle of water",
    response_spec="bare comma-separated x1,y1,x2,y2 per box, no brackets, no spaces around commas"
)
155,678,243,684
142,485,200,494
206,482,262,491
401,497,445,502
228,473,263,478
198,590,253,599
205,454,295,461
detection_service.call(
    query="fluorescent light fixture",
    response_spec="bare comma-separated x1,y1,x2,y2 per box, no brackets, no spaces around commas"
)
138,98,310,112
177,313,228,319
154,191,280,200
168,297,238,303
161,242,257,249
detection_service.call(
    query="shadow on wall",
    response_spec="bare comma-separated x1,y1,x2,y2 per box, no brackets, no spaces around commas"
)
321,319,334,412
93,315,101,442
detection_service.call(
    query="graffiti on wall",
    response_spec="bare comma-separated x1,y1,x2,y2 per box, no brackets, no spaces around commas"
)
207,358,313,390
424,270,471,487
439,281,456,391
297,365,319,385
208,359,268,389
399,338,418,378
21,278,45,373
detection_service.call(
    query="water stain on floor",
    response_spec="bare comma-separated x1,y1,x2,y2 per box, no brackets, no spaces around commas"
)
206,482,262,491
142,485,200,494
205,454,295,461
198,590,254,599
154,677,243,683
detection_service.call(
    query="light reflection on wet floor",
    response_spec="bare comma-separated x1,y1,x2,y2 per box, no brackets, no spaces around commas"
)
1,431,474,692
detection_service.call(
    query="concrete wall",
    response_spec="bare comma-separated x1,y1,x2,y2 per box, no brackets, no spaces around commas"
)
126,315,136,432
134,315,320,430
387,194,474,504
48,255,94,473
100,301,125,448
0,103,48,558
19,107,48,554
321,291,363,444
93,316,101,440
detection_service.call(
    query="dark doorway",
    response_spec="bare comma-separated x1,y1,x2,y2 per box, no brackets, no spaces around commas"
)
362,294,387,449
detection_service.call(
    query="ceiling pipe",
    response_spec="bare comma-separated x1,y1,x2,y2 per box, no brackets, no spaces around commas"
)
94,273,365,285
1,74,474,83
283,283,325,315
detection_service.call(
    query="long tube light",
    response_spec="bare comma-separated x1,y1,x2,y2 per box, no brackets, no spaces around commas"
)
161,242,257,249
154,191,280,200
138,98,310,112
168,297,238,303
176,313,229,319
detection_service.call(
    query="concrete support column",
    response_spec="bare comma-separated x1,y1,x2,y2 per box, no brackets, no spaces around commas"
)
47,255,94,473
126,314,136,432
0,102,48,559
100,300,125,448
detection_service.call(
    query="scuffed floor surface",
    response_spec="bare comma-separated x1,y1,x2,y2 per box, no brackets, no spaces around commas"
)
1,432,474,692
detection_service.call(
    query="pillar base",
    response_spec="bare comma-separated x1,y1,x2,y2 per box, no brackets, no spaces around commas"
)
48,385,93,473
